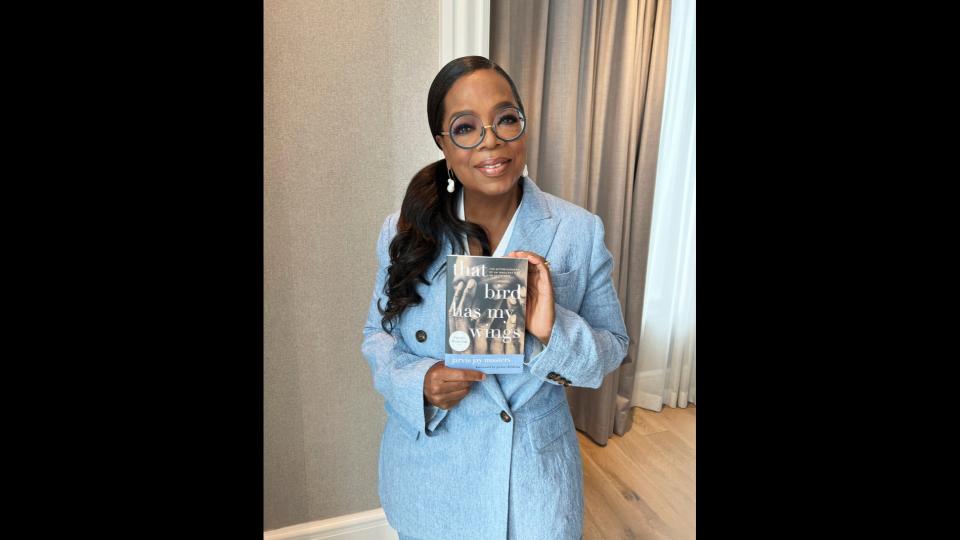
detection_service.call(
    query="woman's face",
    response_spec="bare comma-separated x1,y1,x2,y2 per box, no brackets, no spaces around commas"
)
435,69,527,199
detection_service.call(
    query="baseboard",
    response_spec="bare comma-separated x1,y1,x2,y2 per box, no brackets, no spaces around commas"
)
264,508,398,540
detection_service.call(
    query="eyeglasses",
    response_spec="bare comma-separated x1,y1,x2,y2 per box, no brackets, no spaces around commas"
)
440,106,526,149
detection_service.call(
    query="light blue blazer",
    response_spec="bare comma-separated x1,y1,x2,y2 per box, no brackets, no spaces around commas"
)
361,177,630,540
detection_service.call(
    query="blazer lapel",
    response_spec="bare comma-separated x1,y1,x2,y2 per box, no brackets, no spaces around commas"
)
479,375,511,413
506,374,545,412
502,177,558,258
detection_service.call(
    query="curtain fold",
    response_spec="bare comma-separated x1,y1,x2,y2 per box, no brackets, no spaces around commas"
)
632,0,696,412
491,0,672,445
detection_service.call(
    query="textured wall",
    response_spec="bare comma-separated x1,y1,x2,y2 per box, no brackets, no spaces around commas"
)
264,0,439,531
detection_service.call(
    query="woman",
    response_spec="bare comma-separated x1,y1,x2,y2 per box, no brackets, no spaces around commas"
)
361,56,629,540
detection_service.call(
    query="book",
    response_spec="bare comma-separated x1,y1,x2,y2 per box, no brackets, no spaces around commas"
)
444,255,528,374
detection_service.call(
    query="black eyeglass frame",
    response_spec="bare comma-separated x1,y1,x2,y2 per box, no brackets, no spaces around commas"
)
439,106,527,150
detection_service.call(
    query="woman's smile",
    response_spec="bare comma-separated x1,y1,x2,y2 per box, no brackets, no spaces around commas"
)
474,157,512,177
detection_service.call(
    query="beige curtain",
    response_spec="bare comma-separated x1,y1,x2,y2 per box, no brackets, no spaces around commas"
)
491,0,671,445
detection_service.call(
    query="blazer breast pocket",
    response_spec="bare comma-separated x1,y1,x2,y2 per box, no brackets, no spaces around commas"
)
550,269,578,311
551,269,576,290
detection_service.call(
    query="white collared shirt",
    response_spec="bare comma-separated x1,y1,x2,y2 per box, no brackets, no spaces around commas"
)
456,187,523,256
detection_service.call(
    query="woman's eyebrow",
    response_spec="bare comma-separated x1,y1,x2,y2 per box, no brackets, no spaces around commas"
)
449,101,517,118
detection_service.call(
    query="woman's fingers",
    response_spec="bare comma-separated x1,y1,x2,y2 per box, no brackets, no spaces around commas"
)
506,251,552,287
424,365,486,409
432,379,474,393
506,250,547,265
436,364,485,382
432,388,470,409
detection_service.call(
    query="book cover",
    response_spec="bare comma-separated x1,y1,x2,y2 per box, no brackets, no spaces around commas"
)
444,255,528,374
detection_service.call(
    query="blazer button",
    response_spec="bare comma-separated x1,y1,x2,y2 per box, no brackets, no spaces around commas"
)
416,330,427,342
500,410,512,422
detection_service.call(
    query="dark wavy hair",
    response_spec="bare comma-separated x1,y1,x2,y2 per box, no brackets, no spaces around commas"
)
378,56,526,332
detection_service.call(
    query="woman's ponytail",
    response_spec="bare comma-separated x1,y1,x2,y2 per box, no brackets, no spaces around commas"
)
378,159,490,332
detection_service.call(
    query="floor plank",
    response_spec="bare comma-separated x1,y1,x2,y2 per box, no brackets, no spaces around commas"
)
579,405,696,540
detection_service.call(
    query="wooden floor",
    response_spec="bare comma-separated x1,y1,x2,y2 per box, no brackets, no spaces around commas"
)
578,404,695,540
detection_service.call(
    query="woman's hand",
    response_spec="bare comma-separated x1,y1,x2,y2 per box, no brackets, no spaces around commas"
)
506,250,555,345
423,361,486,410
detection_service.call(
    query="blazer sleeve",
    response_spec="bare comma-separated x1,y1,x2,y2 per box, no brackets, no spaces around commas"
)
525,214,630,388
361,214,449,436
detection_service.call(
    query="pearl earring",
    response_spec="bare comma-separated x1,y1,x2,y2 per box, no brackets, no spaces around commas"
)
447,169,456,193
522,164,529,178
